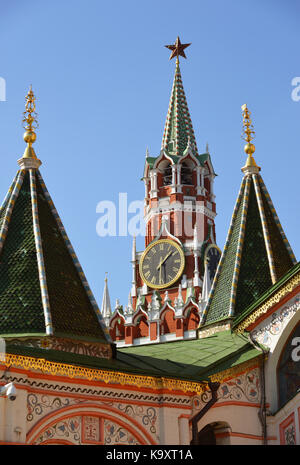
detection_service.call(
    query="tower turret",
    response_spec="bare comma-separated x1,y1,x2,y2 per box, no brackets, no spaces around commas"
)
108,39,221,346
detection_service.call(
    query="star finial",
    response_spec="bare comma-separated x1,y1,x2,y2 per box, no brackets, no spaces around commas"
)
165,36,191,61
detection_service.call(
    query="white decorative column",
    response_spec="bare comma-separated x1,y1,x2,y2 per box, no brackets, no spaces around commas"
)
131,235,137,297
198,259,211,315
177,164,182,193
150,169,159,198
143,177,149,205
193,225,201,287
171,164,177,194
209,174,216,201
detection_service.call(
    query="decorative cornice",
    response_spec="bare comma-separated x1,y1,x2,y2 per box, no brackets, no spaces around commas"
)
235,272,300,334
209,357,261,384
0,352,208,395
7,336,112,359
198,320,232,339
17,157,42,170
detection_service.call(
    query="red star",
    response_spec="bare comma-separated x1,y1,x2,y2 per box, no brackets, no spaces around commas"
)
165,36,191,60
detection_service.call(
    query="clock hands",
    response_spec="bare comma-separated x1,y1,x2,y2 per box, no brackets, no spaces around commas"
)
156,251,173,285
156,251,172,271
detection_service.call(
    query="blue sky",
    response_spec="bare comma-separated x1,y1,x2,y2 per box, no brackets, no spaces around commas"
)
0,0,299,309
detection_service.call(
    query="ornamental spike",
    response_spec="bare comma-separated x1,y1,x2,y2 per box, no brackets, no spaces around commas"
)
22,86,38,159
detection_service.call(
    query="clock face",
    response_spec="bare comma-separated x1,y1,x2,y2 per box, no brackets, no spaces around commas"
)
204,244,221,282
139,239,185,289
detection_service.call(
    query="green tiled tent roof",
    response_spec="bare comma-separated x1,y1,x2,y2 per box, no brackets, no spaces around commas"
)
202,168,296,326
0,168,110,344
161,59,198,158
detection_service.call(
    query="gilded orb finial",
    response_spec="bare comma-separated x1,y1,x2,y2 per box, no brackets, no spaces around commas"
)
241,104,255,152
22,86,38,159
241,104,260,173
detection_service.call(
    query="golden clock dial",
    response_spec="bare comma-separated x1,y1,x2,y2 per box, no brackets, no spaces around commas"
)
139,239,185,289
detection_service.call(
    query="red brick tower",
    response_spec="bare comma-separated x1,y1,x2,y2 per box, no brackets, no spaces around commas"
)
106,38,221,346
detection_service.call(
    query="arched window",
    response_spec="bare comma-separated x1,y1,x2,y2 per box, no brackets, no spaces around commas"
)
134,314,148,338
163,163,172,186
160,309,176,335
277,323,300,407
181,162,193,185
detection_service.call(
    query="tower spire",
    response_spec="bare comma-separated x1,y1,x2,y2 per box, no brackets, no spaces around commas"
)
18,86,41,169
241,104,260,172
162,38,198,157
22,85,38,159
101,272,112,319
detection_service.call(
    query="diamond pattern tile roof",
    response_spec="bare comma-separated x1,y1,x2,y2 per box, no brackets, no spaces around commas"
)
202,170,296,326
161,60,198,158
0,168,110,344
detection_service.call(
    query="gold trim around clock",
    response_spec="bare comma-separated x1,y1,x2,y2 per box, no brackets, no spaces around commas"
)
139,238,185,290
204,243,222,262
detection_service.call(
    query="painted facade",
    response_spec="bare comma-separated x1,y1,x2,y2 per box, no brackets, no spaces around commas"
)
0,39,299,446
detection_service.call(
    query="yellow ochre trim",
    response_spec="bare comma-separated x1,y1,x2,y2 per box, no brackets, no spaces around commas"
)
0,352,208,395
235,271,300,334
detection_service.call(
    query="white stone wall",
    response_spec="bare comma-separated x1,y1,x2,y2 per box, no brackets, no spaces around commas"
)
250,291,300,444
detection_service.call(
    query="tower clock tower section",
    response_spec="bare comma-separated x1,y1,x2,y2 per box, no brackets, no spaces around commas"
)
107,38,221,346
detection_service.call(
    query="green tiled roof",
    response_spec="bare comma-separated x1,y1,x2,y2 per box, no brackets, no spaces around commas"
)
6,330,262,383
161,60,198,158
233,261,300,329
118,330,262,382
0,169,109,345
202,170,296,326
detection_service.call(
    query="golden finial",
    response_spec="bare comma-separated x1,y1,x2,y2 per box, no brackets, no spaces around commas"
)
241,104,260,171
22,85,38,159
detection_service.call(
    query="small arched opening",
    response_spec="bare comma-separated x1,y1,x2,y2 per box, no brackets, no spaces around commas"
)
133,313,149,339
160,309,176,335
163,162,173,186
110,317,125,341
181,161,193,185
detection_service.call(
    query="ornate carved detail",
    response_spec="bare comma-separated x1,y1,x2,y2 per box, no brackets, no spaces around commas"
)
198,320,232,338
2,352,207,395
7,336,112,359
252,294,300,347
209,358,261,385
235,272,300,334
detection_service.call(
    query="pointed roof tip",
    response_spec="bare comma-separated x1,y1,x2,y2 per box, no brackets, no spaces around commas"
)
19,85,42,168
161,45,198,157
241,103,260,173
101,272,112,318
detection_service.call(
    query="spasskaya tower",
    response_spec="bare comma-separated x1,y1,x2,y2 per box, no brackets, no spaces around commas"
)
103,38,221,346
